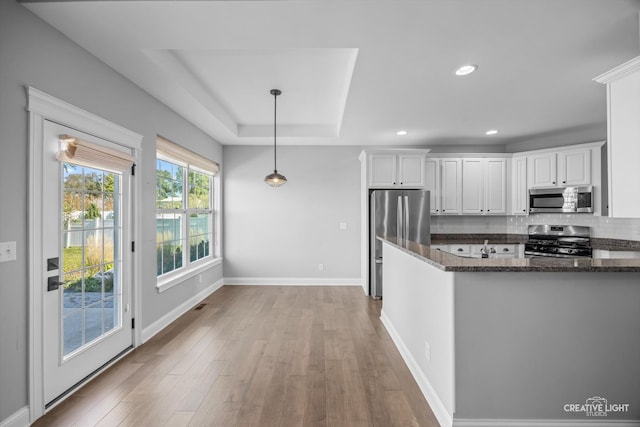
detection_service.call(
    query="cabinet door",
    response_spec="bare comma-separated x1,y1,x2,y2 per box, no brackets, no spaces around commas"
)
558,149,591,186
424,159,440,214
484,158,507,214
512,156,528,215
528,152,557,188
440,159,462,214
369,154,397,187
462,159,484,214
398,154,425,187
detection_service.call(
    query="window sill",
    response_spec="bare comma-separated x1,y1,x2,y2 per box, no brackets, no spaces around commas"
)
156,257,223,293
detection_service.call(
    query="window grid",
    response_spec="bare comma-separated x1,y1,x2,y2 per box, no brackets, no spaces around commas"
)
156,158,214,278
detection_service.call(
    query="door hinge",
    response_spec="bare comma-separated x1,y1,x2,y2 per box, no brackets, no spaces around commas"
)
131,163,136,176
131,241,135,252
131,318,135,329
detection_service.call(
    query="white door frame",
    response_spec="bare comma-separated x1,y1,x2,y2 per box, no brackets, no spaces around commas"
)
26,87,143,422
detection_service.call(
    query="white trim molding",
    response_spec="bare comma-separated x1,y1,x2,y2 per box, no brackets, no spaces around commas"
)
380,309,453,427
0,407,29,427
453,420,640,427
223,277,362,286
593,56,640,84
26,87,143,423
142,278,224,343
156,258,223,293
26,87,143,150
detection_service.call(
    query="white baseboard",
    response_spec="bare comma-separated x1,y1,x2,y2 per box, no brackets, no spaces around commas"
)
0,406,29,427
141,278,224,343
380,309,453,427
453,420,640,427
223,277,362,286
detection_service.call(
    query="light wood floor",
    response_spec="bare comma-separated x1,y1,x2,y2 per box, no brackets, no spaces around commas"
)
33,286,439,427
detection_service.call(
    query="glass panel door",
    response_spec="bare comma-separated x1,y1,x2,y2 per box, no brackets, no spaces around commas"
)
61,164,122,357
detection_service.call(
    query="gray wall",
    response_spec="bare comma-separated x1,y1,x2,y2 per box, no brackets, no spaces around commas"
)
0,1,222,421
223,145,361,281
454,271,640,421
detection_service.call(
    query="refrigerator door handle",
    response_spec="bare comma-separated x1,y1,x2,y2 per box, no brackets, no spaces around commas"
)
404,195,410,241
397,196,403,241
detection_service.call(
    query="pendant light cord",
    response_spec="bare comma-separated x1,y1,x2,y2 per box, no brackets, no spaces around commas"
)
273,90,278,172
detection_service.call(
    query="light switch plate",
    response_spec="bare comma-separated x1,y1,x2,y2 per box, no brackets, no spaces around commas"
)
0,241,17,263
339,222,348,230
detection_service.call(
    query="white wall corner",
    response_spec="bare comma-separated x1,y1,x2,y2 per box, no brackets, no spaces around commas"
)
0,406,29,427
380,310,454,427
141,278,224,343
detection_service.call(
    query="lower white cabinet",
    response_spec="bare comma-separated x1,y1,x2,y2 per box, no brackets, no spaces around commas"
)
434,244,519,259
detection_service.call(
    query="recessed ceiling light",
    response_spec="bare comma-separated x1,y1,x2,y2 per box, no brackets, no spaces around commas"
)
485,129,498,135
455,64,478,76
396,130,408,136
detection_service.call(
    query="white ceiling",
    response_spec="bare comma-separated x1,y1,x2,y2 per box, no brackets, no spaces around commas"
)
22,0,640,147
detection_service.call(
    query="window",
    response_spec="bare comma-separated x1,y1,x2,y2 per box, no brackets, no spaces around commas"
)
156,137,219,286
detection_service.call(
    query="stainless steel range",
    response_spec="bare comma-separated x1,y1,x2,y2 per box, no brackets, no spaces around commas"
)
524,225,592,258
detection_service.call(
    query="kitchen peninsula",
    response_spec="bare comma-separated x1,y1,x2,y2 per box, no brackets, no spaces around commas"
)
379,236,640,427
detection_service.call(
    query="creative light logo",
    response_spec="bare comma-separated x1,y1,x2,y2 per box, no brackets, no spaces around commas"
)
564,396,630,417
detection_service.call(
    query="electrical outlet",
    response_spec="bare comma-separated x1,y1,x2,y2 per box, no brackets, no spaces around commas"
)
318,263,324,272
425,341,431,363
0,241,16,263
339,222,348,230
198,274,203,284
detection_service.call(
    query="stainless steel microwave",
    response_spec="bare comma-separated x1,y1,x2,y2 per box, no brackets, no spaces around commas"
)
529,186,593,213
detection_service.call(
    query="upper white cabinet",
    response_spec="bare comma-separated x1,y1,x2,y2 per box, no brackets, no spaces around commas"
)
369,153,425,188
527,147,591,188
425,158,441,214
425,158,463,214
440,158,462,214
558,149,591,186
462,158,507,214
398,154,426,187
527,152,557,188
511,155,528,215
595,56,640,218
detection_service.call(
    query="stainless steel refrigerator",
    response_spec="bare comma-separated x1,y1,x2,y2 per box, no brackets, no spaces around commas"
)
369,189,430,298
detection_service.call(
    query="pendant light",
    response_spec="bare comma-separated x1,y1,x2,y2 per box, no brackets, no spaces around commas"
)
264,88,287,187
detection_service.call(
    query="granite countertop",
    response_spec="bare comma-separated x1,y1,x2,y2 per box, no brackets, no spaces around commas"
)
380,236,640,272
431,233,640,250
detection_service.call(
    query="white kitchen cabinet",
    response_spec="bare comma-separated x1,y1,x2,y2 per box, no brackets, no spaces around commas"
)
462,159,483,214
557,148,591,186
595,56,640,218
398,154,425,187
369,153,425,188
425,158,441,214
527,152,557,188
511,155,528,215
461,158,507,214
527,147,591,188
440,158,462,214
369,154,397,187
449,244,471,256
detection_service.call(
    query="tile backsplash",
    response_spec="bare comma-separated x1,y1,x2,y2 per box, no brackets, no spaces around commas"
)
431,214,640,241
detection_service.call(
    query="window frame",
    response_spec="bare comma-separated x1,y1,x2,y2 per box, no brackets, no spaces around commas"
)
155,141,221,293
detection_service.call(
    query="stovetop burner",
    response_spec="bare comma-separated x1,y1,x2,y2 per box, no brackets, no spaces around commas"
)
524,225,592,258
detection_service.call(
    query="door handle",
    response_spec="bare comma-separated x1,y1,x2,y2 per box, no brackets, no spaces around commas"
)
404,195,409,241
397,196,403,241
47,275,63,291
